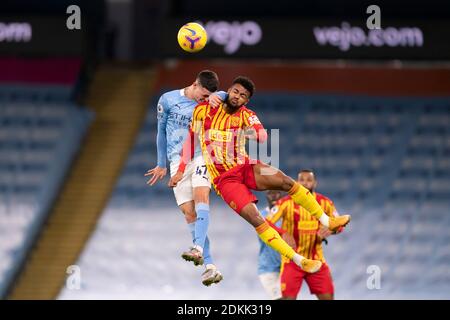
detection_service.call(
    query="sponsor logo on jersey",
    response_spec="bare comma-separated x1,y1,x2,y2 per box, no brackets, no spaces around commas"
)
208,129,232,142
298,220,319,231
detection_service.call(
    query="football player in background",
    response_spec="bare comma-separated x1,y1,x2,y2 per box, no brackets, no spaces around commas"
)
267,169,345,300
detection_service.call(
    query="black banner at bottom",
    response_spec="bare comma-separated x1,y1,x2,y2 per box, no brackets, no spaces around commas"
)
0,300,447,319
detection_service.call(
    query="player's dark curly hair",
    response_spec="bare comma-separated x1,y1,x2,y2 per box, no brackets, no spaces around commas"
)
232,76,255,97
197,70,219,92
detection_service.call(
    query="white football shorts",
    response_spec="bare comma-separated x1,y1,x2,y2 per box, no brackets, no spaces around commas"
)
169,155,211,206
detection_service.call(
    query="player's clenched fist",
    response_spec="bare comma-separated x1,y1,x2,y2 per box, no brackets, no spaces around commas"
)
168,171,183,188
317,226,333,241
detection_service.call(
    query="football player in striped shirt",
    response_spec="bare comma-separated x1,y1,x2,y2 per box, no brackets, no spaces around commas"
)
267,169,345,300
169,76,351,274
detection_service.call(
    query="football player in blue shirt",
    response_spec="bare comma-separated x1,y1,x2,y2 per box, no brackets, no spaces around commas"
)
145,70,226,286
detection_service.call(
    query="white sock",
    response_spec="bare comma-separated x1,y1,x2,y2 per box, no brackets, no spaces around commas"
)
205,264,216,270
193,245,203,254
319,213,330,227
292,254,305,266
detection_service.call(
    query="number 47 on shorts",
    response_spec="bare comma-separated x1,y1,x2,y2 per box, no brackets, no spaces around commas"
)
196,165,207,176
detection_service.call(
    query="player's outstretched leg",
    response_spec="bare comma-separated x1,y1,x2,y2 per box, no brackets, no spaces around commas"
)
241,202,322,274
193,187,223,285
253,163,351,232
180,201,204,266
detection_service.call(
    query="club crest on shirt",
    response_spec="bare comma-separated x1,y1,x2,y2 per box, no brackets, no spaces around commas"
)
157,103,164,119
270,206,279,214
247,115,261,126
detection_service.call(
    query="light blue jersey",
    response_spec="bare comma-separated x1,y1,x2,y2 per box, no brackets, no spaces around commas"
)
258,206,282,275
156,89,226,167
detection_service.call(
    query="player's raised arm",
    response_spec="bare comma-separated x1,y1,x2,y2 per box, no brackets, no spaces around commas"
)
156,96,169,168
145,95,169,186
208,90,227,108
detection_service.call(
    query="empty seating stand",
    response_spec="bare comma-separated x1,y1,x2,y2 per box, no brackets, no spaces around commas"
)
0,85,93,296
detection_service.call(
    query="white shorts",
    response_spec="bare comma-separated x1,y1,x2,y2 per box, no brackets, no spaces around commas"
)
258,272,282,300
170,156,211,206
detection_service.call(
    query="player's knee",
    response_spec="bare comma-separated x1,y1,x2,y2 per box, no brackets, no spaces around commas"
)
194,196,209,205
184,211,197,223
193,187,210,204
241,204,264,227
249,211,265,227
180,206,197,223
